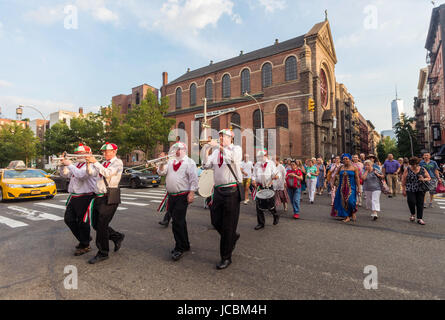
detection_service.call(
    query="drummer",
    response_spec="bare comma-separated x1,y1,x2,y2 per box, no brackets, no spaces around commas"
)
252,149,279,230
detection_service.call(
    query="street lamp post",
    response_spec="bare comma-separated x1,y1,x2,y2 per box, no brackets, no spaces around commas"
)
244,92,263,129
19,105,49,167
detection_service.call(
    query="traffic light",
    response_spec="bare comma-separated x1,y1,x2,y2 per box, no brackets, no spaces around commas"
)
308,98,315,112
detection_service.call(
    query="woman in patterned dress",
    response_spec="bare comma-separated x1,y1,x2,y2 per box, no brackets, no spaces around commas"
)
331,154,361,223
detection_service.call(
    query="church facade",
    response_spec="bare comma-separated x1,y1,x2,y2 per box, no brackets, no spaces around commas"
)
161,18,356,160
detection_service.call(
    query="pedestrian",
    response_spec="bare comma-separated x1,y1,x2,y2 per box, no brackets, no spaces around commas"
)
273,156,289,211
331,153,360,223
301,160,308,195
360,153,366,163
362,160,384,220
352,154,364,207
401,157,431,225
286,160,303,219
382,154,401,198
327,155,342,206
241,154,254,205
316,158,326,195
86,143,125,264
306,159,319,204
419,153,440,208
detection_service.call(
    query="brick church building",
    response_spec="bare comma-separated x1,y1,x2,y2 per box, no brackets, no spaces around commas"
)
161,18,351,160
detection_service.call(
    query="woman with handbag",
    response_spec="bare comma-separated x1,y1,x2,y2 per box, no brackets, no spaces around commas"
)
286,161,303,219
401,157,431,225
362,160,384,220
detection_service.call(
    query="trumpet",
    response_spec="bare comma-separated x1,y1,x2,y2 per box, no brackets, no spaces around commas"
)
124,155,173,174
199,138,219,147
51,153,103,164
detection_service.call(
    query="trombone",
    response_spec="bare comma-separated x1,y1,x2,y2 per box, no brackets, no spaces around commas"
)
124,155,172,174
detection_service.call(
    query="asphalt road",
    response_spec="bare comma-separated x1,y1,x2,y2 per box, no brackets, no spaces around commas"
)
0,187,444,300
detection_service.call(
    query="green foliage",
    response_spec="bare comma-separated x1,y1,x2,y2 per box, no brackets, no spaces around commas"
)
70,113,105,152
122,92,174,159
0,122,39,167
43,121,76,156
377,136,398,163
394,114,421,158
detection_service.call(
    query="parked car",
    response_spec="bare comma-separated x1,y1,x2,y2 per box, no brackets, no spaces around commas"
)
120,168,161,189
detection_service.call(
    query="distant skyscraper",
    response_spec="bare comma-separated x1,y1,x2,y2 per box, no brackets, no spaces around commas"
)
391,89,404,128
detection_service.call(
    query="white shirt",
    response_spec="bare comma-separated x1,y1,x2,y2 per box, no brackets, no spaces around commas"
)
59,162,98,194
203,144,243,187
273,163,287,191
87,157,123,194
157,156,199,194
241,160,254,179
252,159,277,188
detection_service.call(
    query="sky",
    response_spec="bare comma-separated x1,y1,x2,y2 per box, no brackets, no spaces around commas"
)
0,0,440,133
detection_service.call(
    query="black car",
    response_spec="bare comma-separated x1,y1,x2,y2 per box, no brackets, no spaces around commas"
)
50,174,70,192
120,168,161,189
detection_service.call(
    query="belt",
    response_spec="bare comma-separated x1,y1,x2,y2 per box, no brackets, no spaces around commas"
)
158,191,189,213
65,192,94,206
215,182,237,188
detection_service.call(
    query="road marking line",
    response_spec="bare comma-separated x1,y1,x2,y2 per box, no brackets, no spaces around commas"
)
150,200,162,203
121,201,148,207
122,194,165,200
7,206,63,221
0,215,28,228
135,191,166,195
42,202,127,211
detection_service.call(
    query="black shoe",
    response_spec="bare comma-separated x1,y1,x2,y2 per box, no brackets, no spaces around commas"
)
114,234,125,252
388,195,392,198
171,250,184,261
273,215,280,225
171,247,190,254
254,224,264,230
77,236,93,249
159,220,169,227
216,259,232,270
233,233,240,251
88,254,109,264
74,246,91,256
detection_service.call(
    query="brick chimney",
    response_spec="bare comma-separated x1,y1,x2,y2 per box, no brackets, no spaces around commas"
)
79,107,83,115
162,72,168,86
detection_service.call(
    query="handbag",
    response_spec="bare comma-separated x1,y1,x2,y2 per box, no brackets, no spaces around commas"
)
103,176,121,205
417,168,435,192
227,163,245,202
378,177,390,195
436,179,445,194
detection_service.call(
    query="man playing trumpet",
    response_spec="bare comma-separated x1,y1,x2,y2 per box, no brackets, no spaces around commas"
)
157,142,198,261
85,142,125,264
59,143,98,256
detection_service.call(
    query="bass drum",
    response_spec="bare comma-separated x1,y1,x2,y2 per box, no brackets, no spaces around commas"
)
198,169,215,198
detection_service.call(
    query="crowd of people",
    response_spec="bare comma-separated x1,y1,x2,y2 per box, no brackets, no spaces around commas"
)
238,151,445,226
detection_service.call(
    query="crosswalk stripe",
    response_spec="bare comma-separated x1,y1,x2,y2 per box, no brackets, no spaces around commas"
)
7,206,63,221
38,202,127,211
0,215,28,228
121,201,148,207
122,194,165,200
150,200,162,203
135,191,166,195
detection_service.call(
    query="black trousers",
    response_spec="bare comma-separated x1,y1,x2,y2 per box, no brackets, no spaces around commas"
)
407,191,426,219
161,211,171,223
256,188,278,226
64,194,94,248
210,186,240,261
167,194,190,252
92,196,124,256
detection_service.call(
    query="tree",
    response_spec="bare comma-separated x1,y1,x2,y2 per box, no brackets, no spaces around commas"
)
70,113,105,153
394,113,420,158
100,104,129,155
122,92,175,159
377,136,398,163
44,122,77,156
0,122,39,167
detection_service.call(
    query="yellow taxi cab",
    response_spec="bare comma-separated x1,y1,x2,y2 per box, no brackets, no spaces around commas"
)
0,161,57,202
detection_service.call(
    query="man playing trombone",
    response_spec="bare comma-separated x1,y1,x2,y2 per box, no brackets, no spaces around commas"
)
156,142,198,262
59,144,98,256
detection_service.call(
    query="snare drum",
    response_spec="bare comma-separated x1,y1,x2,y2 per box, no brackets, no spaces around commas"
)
256,189,275,211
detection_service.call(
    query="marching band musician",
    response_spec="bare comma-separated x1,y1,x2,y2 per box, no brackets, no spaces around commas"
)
157,142,198,262
252,149,280,230
60,144,97,256
203,129,242,270
85,142,125,264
